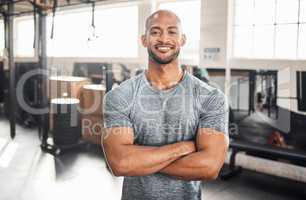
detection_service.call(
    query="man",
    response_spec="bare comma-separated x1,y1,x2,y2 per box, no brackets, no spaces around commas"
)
102,10,229,200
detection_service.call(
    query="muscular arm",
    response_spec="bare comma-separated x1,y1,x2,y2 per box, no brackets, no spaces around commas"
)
102,127,196,177
160,128,229,181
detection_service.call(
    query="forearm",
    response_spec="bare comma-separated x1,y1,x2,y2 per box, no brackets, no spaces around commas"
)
160,150,225,181
104,141,195,177
160,128,229,181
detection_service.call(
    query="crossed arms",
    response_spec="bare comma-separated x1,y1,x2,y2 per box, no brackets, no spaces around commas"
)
102,127,229,181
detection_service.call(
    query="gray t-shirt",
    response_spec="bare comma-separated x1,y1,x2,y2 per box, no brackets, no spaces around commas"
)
104,71,229,200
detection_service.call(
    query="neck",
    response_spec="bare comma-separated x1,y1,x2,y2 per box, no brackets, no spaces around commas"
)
146,59,184,90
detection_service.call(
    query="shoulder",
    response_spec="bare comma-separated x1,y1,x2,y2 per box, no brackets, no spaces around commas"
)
187,73,220,96
105,72,143,104
187,73,227,110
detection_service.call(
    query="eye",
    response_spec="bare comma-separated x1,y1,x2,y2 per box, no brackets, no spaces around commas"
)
169,30,178,35
150,30,161,36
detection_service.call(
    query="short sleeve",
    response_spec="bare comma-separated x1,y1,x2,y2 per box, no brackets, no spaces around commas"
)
198,89,229,136
103,89,133,128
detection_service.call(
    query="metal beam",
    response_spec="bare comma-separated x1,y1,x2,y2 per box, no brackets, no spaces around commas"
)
0,0,107,17
6,1,16,139
38,8,48,146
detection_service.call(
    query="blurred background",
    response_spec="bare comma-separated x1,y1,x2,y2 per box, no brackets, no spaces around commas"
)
0,0,305,199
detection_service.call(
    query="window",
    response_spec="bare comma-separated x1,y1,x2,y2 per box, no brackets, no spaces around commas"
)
0,20,4,57
14,16,35,57
233,26,253,57
275,24,298,58
234,0,254,26
233,0,306,59
298,24,306,58
300,0,306,23
276,0,299,24
253,25,274,58
47,5,138,58
254,0,274,25
158,0,201,61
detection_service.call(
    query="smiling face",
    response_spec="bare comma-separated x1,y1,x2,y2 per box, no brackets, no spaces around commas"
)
142,10,186,65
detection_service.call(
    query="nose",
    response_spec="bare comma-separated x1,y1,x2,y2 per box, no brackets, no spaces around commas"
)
157,32,170,43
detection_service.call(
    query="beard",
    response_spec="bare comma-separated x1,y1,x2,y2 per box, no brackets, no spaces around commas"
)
147,48,180,65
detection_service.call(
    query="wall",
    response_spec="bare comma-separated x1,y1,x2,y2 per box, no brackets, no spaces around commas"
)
199,0,228,68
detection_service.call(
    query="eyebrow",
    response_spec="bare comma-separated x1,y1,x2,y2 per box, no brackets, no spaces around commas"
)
149,26,179,31
168,26,179,30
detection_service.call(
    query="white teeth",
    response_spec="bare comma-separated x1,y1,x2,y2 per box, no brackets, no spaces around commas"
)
157,46,171,51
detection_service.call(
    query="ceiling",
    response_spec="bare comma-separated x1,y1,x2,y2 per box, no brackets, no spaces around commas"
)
0,0,110,17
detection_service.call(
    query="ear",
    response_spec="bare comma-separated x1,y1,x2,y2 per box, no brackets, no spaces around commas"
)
180,34,186,47
141,35,147,47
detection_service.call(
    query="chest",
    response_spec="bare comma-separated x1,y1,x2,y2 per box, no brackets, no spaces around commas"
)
130,91,199,146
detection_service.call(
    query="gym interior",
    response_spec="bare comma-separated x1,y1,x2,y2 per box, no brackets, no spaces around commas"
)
0,0,306,199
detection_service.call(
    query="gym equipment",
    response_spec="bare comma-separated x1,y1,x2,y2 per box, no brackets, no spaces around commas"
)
48,76,90,133
2,63,40,127
73,62,131,92
73,62,113,90
81,114,104,145
51,98,81,147
80,84,106,145
192,66,209,83
221,139,306,180
80,84,105,115
48,76,90,99
297,71,306,111
0,63,4,104
221,69,306,181
112,63,131,85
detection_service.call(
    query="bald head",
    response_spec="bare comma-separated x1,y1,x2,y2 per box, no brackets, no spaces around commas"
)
141,9,186,65
145,10,182,33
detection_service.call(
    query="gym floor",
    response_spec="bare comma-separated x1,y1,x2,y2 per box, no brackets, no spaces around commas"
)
0,117,305,200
